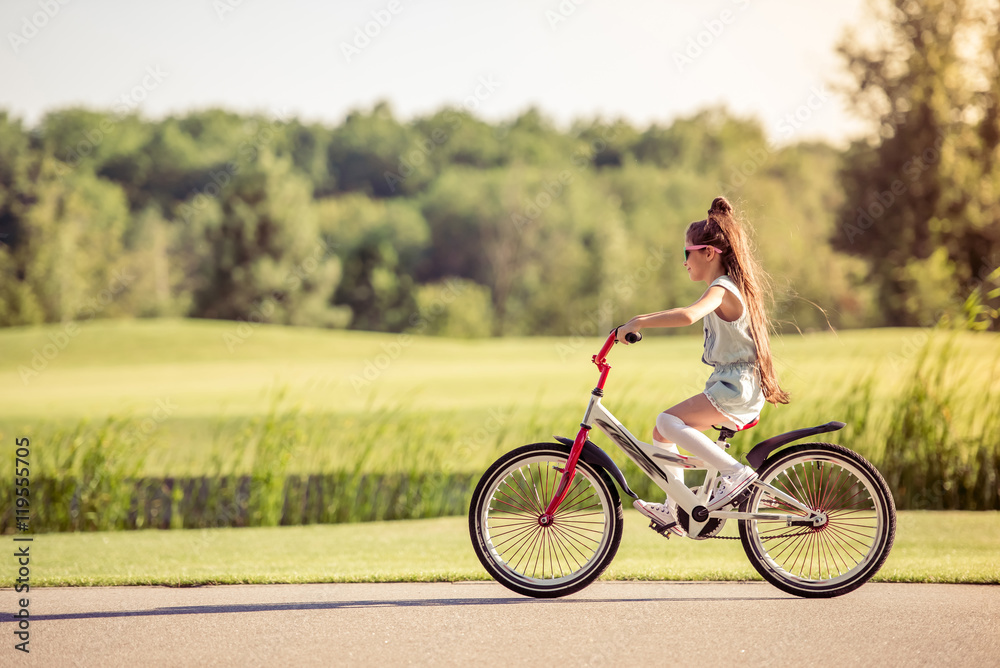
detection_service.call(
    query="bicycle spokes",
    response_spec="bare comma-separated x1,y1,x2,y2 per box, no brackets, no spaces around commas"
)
485,458,610,582
749,455,886,585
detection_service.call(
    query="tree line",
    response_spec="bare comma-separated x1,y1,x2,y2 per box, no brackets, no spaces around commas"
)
834,0,1000,330
0,0,997,335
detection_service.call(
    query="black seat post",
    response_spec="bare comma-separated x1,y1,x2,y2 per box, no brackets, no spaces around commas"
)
715,426,737,447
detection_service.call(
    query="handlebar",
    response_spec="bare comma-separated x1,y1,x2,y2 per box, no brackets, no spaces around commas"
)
593,327,640,391
594,327,641,368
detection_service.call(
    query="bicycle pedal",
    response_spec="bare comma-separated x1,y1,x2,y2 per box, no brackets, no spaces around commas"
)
648,520,677,539
732,489,752,506
713,488,753,511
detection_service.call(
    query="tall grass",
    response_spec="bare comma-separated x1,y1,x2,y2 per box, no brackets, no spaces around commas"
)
2,417,150,532
877,339,1000,509
1,336,997,533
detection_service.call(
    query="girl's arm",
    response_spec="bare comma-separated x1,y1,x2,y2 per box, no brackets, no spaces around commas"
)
618,286,725,342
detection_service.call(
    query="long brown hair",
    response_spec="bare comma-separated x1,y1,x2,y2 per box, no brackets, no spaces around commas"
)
687,197,790,405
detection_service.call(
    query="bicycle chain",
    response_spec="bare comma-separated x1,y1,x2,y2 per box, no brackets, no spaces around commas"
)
707,529,816,541
704,494,818,541
674,491,818,541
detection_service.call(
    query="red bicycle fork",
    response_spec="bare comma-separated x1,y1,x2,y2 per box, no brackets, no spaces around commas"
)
539,338,615,525
539,425,589,525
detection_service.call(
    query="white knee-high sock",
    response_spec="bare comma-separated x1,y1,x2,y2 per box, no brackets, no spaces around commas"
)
652,438,685,485
656,413,743,476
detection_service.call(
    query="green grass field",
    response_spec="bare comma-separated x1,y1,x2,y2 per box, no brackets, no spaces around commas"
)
4,511,997,587
0,318,998,535
1,320,997,584
1,318,997,478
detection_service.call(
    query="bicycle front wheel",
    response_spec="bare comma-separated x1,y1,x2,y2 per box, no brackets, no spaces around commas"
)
469,442,623,598
739,443,895,598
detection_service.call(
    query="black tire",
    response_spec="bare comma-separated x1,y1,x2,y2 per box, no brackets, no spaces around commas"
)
739,443,896,598
469,442,623,598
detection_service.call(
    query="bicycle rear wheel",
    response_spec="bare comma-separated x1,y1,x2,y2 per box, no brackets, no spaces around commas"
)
739,443,895,598
469,442,623,598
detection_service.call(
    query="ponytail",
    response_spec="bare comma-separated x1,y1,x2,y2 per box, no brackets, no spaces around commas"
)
689,197,790,405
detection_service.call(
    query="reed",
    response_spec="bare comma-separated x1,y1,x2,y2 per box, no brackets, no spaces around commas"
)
877,338,1000,510
4,417,150,532
1,336,996,533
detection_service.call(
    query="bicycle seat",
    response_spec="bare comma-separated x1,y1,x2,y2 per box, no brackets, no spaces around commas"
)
714,416,759,432
714,416,759,441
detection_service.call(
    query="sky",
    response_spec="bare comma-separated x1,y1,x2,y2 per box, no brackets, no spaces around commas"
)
1,0,876,147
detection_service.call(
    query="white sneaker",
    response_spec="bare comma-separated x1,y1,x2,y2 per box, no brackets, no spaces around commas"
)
633,499,685,536
708,466,758,511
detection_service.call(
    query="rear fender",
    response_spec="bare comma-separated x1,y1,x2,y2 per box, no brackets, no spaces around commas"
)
554,436,639,500
745,421,846,470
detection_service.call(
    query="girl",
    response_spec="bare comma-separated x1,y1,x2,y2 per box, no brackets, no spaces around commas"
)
617,197,789,532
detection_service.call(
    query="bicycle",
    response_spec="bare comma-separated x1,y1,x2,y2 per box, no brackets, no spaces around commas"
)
469,329,896,598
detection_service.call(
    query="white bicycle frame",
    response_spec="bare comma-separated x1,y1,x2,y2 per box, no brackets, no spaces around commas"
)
580,392,826,538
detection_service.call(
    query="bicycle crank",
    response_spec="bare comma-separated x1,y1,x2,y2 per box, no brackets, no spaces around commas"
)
675,505,726,539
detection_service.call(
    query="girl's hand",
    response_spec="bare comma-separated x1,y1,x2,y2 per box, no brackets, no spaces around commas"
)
617,318,641,344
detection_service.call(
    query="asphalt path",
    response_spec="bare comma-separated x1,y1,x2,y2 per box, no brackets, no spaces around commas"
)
2,581,998,667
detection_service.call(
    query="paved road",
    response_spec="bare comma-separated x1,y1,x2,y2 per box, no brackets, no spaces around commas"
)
2,581,998,666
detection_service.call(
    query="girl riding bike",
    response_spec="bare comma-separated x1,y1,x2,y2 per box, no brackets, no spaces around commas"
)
617,196,789,532
469,203,896,597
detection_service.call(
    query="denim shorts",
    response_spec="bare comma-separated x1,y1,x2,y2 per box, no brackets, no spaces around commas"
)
703,362,766,429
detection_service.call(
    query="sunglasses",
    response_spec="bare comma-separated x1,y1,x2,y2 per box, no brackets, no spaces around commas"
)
684,245,723,260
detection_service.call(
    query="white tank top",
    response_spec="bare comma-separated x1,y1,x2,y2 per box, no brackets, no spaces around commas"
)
701,275,758,368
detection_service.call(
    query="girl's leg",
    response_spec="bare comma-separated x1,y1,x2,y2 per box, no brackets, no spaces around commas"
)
651,435,685,485
653,393,744,475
